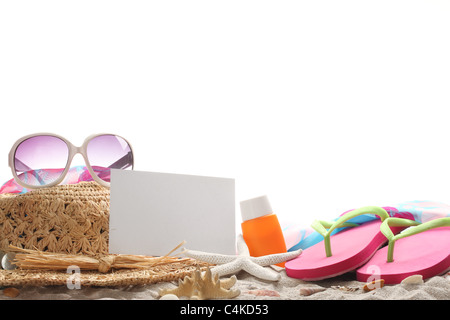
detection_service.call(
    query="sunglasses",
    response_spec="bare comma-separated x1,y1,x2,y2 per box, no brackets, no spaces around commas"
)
8,133,134,189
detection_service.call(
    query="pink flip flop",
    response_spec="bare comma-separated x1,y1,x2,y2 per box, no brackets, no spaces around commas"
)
356,217,450,284
285,206,413,281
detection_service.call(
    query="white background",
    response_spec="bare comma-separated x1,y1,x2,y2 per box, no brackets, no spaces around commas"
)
1,1,450,229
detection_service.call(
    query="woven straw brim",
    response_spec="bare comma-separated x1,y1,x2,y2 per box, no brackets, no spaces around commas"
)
0,260,210,287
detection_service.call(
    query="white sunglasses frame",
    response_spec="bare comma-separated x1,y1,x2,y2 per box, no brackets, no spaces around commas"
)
8,132,134,189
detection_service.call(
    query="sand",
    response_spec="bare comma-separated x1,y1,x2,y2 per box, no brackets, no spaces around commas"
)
1,270,448,300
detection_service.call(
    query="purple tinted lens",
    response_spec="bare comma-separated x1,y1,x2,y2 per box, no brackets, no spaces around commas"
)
86,135,133,182
14,135,69,186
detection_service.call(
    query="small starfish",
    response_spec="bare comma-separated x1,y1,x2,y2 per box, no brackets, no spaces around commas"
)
183,234,302,281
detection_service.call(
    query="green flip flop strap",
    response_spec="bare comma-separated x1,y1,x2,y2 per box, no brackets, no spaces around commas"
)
380,217,450,262
311,206,390,257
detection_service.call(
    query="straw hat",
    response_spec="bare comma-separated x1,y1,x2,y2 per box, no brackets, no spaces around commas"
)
0,181,208,287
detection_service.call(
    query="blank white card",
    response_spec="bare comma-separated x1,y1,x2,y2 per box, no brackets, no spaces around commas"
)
109,169,236,256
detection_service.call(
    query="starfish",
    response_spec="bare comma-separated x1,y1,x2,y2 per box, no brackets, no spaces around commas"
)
183,234,302,281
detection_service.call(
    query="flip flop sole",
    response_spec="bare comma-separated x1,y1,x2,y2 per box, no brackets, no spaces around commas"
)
286,220,393,281
356,226,450,284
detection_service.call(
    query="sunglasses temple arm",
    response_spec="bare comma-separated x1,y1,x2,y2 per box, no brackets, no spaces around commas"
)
14,158,33,172
106,152,133,170
14,158,48,186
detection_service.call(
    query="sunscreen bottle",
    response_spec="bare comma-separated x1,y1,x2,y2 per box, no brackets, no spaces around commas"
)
240,195,287,267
